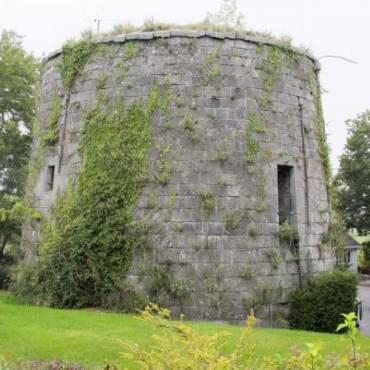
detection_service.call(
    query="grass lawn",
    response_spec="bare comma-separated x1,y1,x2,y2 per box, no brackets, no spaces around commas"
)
1,291,369,369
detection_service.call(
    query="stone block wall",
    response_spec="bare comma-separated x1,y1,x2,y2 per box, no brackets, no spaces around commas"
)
22,31,336,323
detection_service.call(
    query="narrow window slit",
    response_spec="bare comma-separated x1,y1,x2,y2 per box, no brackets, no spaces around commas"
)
46,165,55,191
277,165,294,225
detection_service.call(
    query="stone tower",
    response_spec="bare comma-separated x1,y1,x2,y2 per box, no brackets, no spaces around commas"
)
22,30,335,323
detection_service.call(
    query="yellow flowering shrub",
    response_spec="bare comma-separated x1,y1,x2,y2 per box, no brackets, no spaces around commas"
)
121,303,256,369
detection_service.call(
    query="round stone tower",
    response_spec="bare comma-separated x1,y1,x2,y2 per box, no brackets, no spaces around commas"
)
23,30,335,323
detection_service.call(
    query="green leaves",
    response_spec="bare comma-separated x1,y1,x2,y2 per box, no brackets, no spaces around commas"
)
337,312,357,334
334,110,370,235
0,30,39,127
337,312,359,362
0,30,38,287
58,39,95,90
0,31,38,196
288,269,358,332
42,90,60,146
31,89,158,308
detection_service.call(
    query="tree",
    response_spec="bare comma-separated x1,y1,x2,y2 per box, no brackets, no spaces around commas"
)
205,0,246,32
0,30,39,287
0,30,38,195
334,111,370,235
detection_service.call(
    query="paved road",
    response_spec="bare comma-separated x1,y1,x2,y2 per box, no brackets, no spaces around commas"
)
358,282,370,336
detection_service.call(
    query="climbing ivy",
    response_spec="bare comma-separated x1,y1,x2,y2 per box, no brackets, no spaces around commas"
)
264,248,283,271
155,139,172,186
144,264,190,303
198,44,223,90
246,44,299,168
26,39,97,202
223,210,244,232
167,188,177,215
181,115,199,142
21,86,160,308
58,39,96,90
123,42,139,61
257,44,298,109
42,90,60,145
313,70,331,189
245,113,264,166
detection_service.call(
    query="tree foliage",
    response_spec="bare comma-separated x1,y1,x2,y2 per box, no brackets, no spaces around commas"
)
0,30,39,287
205,0,246,32
288,269,358,333
0,30,38,196
334,111,370,235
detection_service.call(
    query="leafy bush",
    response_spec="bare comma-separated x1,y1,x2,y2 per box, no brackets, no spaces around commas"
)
0,255,15,290
266,312,369,369
288,269,358,332
359,241,370,274
13,88,160,309
121,304,370,369
122,303,257,369
363,241,370,264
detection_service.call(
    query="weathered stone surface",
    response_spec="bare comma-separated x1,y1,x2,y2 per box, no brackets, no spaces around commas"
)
25,31,335,325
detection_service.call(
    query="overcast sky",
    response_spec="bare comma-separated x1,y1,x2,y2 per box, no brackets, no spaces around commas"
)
1,0,369,170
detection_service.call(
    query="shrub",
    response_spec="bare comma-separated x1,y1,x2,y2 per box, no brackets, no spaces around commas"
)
0,255,15,290
288,269,358,332
277,221,299,247
363,241,370,265
121,304,370,370
359,241,370,274
13,87,160,309
122,303,257,369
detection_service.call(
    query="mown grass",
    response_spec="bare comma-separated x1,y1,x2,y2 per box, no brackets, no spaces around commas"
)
1,291,369,369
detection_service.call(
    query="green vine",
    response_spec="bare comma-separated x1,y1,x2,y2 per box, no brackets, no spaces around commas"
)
24,121,45,202
96,73,107,90
257,45,298,109
313,71,331,190
42,90,60,146
248,226,261,237
25,85,160,308
264,249,283,271
242,282,283,314
124,42,139,61
223,210,244,232
277,221,300,251
58,40,96,90
155,139,172,186
181,115,199,142
167,188,177,214
255,171,267,212
197,190,217,221
241,265,255,279
198,44,223,90
245,113,264,166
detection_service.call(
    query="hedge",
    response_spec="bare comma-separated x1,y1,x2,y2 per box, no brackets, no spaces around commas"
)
288,269,358,332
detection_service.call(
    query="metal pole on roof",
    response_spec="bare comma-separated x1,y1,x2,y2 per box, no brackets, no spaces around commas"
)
318,55,358,64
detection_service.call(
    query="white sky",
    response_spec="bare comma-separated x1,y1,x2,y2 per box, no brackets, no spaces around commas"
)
1,0,369,170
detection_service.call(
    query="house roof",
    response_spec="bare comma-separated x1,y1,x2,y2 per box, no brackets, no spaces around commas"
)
344,234,361,250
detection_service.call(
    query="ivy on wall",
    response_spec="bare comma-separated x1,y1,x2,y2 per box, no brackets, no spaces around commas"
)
25,40,97,202
18,86,161,308
313,70,331,190
58,40,96,90
18,35,333,315
42,90,61,146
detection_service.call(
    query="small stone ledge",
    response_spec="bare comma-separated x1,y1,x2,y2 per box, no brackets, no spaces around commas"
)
44,30,317,64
